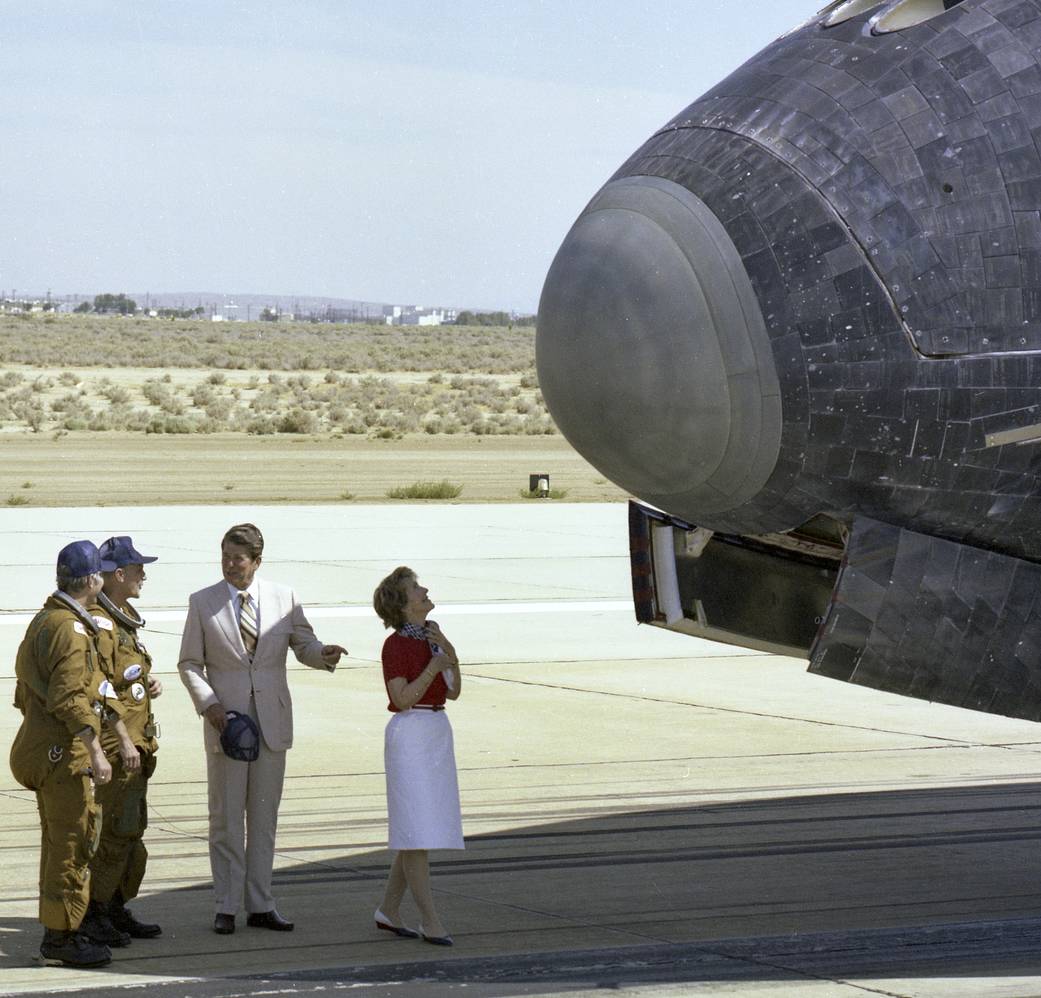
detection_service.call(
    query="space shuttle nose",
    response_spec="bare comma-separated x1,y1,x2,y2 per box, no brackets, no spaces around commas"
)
536,175,783,516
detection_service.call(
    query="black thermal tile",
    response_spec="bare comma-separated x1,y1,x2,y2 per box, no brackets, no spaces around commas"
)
939,44,993,79
985,255,1023,286
960,65,1010,103
966,164,1011,196
990,0,1040,29
984,113,1034,153
997,144,1041,182
989,44,1037,80
1008,65,1041,97
976,91,1022,121
1020,92,1041,128
902,107,949,148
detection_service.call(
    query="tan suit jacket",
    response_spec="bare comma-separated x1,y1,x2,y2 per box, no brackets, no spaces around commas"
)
177,578,332,752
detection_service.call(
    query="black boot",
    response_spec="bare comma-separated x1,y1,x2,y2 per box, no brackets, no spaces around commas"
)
40,928,112,968
80,899,131,948
109,892,161,938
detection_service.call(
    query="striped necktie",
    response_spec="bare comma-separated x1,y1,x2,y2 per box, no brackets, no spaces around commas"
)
239,592,258,658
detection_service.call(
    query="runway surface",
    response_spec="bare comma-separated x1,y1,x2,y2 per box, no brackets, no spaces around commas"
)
2,504,1041,997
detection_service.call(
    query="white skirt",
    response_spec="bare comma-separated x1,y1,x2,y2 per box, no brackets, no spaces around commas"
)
385,710,464,851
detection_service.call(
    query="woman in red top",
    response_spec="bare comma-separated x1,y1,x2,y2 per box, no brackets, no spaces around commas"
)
372,566,462,946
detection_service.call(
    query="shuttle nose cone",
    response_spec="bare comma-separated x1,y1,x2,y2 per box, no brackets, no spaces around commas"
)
536,175,782,516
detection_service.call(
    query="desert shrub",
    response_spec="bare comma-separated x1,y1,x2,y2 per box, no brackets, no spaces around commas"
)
0,371,24,389
159,395,185,415
142,378,172,406
204,398,234,422
386,480,463,499
101,384,131,404
278,408,319,434
250,389,280,412
18,401,46,431
524,416,557,435
192,384,217,407
245,416,277,435
207,371,226,385
58,371,80,386
146,414,195,434
519,373,539,389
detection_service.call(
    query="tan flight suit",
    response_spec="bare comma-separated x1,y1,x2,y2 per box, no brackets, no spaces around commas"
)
89,599,158,904
9,595,111,931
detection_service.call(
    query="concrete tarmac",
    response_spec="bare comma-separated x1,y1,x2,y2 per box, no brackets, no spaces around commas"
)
2,504,1041,997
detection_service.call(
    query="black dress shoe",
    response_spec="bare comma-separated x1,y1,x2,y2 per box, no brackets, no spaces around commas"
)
109,901,161,939
110,891,161,938
213,913,235,935
246,910,294,931
81,900,132,948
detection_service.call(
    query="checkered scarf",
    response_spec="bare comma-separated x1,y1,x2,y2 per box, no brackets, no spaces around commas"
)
398,621,444,656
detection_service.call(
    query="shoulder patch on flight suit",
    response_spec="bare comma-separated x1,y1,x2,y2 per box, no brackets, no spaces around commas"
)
93,616,113,631
73,621,87,635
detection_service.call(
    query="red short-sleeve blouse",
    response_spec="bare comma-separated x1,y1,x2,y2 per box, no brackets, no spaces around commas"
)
382,632,447,712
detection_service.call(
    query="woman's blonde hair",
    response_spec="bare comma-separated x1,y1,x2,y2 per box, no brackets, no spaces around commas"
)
373,566,416,629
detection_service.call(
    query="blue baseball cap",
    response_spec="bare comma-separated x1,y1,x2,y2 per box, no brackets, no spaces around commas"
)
99,535,158,568
220,710,260,762
57,540,117,576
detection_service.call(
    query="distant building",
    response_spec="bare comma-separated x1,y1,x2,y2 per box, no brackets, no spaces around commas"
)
383,305,457,326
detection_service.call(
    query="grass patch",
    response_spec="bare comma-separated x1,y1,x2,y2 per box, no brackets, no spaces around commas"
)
386,480,463,500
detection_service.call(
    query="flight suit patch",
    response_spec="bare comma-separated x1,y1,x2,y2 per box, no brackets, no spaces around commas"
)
123,664,143,681
92,616,113,631
48,745,63,763
73,622,87,635
131,682,146,702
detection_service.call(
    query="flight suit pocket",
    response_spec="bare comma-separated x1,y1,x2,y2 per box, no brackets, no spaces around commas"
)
10,730,63,791
83,796,102,864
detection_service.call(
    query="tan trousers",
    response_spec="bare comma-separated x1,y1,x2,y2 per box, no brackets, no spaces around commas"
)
90,752,154,903
36,771,101,930
206,739,286,915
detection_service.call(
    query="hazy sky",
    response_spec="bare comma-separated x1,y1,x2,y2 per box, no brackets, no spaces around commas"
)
1,1,817,312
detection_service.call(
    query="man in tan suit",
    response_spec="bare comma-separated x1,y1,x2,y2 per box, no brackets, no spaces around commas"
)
178,523,346,935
